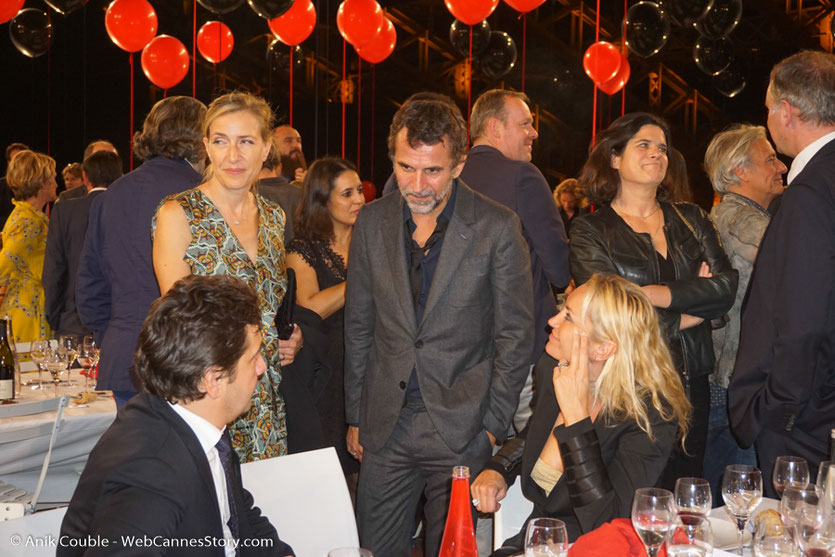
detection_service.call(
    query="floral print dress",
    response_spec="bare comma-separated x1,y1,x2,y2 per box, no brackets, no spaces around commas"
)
153,188,288,461
0,200,51,342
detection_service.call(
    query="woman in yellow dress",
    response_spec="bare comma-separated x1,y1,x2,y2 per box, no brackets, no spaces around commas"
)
0,150,57,342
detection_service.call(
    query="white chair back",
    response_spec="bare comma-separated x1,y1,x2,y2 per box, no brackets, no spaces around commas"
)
493,479,534,550
241,447,358,556
0,506,67,555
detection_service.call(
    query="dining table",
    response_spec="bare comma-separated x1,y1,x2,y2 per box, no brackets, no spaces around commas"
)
0,374,117,506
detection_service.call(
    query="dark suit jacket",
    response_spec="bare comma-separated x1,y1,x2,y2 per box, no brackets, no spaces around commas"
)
459,145,570,363
58,186,87,203
58,393,293,557
0,177,14,231
344,179,534,454
729,137,835,455
486,354,677,548
76,157,202,391
257,177,300,244
43,190,104,336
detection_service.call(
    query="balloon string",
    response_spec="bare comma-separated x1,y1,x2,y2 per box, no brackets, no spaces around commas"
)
521,14,526,93
370,63,376,182
621,0,626,116
592,0,601,146
357,57,362,175
342,38,346,159
289,45,294,127
192,0,196,97
47,37,51,156
129,53,134,171
467,25,473,143
217,20,221,68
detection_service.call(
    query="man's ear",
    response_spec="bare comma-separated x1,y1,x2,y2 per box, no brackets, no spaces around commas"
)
200,366,226,400
732,165,748,183
82,171,93,189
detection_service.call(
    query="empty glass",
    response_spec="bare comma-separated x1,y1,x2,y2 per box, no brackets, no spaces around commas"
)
817,462,834,493
667,518,714,557
782,485,822,535
58,334,79,389
774,456,810,498
723,464,764,555
632,488,676,557
28,339,49,389
524,517,569,557
753,513,800,557
794,497,835,557
44,349,66,395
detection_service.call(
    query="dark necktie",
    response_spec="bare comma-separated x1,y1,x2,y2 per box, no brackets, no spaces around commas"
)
215,432,240,541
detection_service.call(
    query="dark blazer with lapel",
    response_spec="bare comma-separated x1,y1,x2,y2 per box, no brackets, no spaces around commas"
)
43,190,104,336
459,145,570,363
257,176,300,244
729,137,835,454
58,186,87,203
344,180,535,454
59,393,292,557
76,157,202,391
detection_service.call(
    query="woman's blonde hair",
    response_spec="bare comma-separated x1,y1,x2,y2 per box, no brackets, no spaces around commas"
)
6,150,55,200
202,91,274,182
579,274,691,446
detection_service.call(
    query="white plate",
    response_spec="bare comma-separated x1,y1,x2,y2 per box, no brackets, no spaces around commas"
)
709,516,753,550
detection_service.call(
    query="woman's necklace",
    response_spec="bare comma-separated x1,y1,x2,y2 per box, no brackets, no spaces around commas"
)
611,201,660,220
218,199,249,225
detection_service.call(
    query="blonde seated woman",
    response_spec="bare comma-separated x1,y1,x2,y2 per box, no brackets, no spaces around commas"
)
471,273,691,551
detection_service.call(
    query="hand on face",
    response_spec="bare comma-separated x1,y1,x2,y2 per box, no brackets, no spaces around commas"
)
552,328,591,427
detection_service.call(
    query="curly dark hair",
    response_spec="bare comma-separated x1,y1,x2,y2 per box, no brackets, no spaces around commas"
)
133,96,207,164
133,274,261,404
295,157,358,243
387,97,468,167
578,112,672,206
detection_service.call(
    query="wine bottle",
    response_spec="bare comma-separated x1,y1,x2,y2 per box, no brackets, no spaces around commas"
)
830,429,835,461
438,466,478,557
0,317,16,402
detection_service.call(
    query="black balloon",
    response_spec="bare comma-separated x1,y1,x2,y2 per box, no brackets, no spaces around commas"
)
9,8,53,58
666,0,713,27
248,0,294,19
268,39,304,76
449,19,491,59
477,31,517,81
695,0,742,38
43,0,88,15
197,0,246,15
693,35,733,75
713,65,746,97
625,1,671,57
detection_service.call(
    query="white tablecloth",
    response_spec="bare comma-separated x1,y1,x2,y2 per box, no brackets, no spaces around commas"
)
0,380,116,505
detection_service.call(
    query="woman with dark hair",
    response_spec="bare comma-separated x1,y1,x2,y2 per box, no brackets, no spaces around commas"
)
286,156,364,478
570,112,737,485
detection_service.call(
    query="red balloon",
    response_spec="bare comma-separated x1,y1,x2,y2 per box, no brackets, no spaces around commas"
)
105,0,157,53
268,0,316,46
444,0,499,26
0,0,24,24
141,35,190,89
583,41,621,83
356,17,396,64
503,0,545,13
336,0,383,48
197,21,234,63
597,54,631,95
361,180,376,203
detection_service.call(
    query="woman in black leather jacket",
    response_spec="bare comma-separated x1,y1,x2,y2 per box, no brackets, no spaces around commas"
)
470,274,690,550
569,112,737,485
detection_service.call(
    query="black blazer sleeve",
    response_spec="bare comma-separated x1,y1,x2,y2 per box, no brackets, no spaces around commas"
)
43,201,68,333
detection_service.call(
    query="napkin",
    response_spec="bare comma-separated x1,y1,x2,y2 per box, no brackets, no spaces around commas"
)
568,518,668,557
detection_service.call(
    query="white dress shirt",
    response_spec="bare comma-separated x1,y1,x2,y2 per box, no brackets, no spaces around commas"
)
787,130,835,184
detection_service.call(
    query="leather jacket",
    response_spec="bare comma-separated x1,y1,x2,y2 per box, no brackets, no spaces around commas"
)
569,202,738,381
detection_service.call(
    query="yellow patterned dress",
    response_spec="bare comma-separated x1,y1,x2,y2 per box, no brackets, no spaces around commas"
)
153,188,288,461
0,200,51,342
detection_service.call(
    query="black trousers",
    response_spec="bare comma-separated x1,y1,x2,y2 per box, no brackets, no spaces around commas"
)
357,397,493,557
661,374,710,490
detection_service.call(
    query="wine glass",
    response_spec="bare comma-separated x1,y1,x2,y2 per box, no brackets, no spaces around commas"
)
723,464,764,555
58,334,79,389
667,517,714,557
28,339,49,389
818,462,834,493
78,336,99,393
524,517,568,557
44,349,66,396
632,487,676,557
782,485,822,535
753,513,800,557
774,456,810,497
674,477,712,532
794,497,835,557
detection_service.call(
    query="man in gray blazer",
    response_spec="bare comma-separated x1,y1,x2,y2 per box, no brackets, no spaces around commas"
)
345,97,534,555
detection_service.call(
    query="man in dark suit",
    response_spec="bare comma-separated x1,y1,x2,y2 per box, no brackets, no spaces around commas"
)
44,150,123,337
76,97,207,409
256,148,300,244
462,89,570,429
345,96,534,555
729,50,835,495
59,274,294,556
57,140,120,203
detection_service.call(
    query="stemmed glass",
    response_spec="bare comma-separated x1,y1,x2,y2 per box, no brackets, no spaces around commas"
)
782,485,822,536
674,477,713,535
667,517,714,557
753,513,800,557
28,339,49,389
723,464,764,555
44,349,66,396
632,488,677,557
793,497,835,557
77,336,99,393
58,334,79,389
818,462,834,493
524,517,569,557
774,456,811,498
